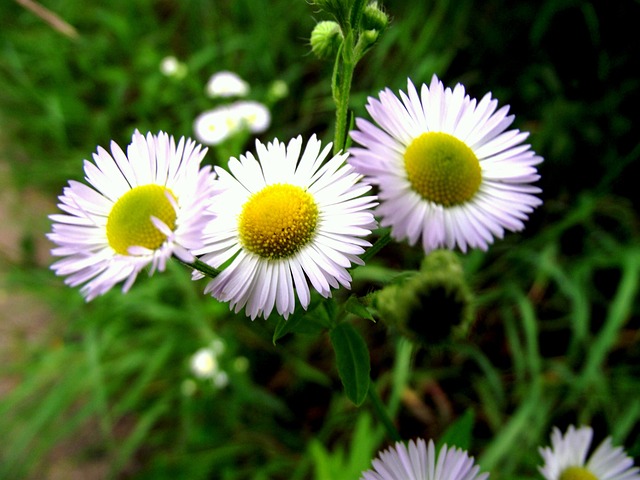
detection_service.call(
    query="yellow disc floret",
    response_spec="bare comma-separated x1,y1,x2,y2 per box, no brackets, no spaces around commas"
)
106,185,177,255
404,132,482,206
238,184,319,259
559,467,598,480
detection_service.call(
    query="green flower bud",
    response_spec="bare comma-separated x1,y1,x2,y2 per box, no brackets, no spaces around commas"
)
362,2,389,32
310,21,343,60
358,29,379,52
373,250,474,347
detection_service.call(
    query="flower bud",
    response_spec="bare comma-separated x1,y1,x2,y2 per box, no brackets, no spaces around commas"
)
358,29,380,52
362,2,389,32
373,250,474,347
310,21,343,60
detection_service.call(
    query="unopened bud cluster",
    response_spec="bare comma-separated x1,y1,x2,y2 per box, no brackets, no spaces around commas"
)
309,0,389,60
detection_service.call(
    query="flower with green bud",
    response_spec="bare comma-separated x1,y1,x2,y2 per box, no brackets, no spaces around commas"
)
310,20,343,60
373,250,474,347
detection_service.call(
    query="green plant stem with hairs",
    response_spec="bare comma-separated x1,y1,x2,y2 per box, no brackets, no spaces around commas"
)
331,0,371,155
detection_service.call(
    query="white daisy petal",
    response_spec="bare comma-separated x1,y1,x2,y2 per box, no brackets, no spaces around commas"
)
197,135,377,320
349,75,542,254
48,130,217,300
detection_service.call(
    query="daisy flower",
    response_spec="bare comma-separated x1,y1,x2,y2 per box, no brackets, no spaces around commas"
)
349,75,543,253
361,438,489,480
539,425,640,480
194,107,239,146
194,134,377,320
205,70,250,98
230,100,271,134
48,130,217,300
194,101,271,146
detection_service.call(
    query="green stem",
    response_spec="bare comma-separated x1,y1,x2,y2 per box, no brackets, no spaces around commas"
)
360,229,391,264
368,383,402,442
333,58,355,155
175,255,220,279
349,0,367,31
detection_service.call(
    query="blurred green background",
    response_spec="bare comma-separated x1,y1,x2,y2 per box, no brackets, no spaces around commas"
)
1,0,639,478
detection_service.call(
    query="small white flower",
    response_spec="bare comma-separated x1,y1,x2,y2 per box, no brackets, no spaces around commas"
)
230,100,271,134
194,134,378,320
193,101,270,146
205,71,250,98
361,438,489,480
193,107,240,146
48,131,216,300
539,425,640,480
349,75,543,254
190,347,219,379
160,56,187,78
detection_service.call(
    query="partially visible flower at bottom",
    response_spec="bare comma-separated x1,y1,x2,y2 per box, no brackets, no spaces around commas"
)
361,438,489,480
47,130,216,300
194,134,378,320
539,425,640,480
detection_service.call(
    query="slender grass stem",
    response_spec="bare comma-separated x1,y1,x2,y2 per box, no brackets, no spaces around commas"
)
578,249,640,388
360,229,391,264
85,326,116,453
368,383,402,442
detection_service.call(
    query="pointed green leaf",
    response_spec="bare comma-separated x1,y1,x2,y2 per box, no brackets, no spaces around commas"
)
437,408,475,450
330,322,370,405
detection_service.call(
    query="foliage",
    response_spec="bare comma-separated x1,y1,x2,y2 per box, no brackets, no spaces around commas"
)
1,0,639,479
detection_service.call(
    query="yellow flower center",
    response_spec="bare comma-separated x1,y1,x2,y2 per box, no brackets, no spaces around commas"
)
106,185,177,255
559,467,598,480
238,184,318,259
403,132,482,206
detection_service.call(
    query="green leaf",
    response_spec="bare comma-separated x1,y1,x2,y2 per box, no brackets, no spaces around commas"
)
437,408,475,451
272,296,329,344
344,295,375,322
330,322,370,405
